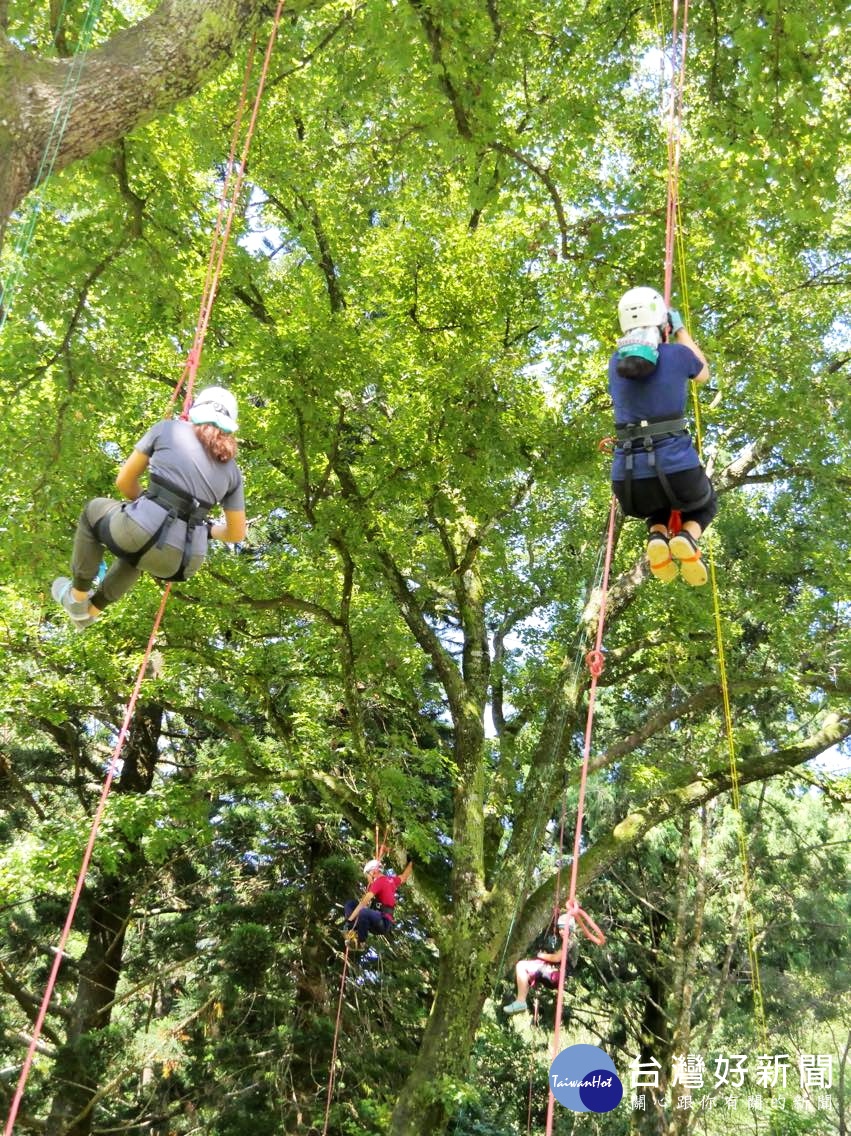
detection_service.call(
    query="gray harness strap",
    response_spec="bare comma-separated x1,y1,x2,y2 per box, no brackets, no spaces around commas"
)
95,475,212,582
615,416,711,512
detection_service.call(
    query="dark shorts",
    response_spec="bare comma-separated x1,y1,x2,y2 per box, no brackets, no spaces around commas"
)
612,466,717,531
344,901,392,943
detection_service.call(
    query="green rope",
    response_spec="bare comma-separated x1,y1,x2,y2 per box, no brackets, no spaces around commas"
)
0,0,105,334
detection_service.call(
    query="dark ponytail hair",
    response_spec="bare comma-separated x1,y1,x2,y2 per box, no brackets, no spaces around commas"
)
193,423,238,463
616,355,657,379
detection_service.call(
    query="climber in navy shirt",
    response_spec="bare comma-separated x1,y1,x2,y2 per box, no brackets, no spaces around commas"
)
608,287,717,586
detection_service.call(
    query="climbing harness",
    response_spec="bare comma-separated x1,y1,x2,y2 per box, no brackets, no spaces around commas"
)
93,475,214,583
615,414,712,516
3,7,287,1132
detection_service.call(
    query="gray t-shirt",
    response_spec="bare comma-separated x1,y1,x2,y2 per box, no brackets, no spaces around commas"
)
137,418,244,509
120,418,244,552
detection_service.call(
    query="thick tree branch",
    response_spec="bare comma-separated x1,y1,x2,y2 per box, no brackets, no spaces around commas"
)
505,709,851,965
489,141,570,259
0,0,323,246
205,566,342,625
0,959,66,1040
407,0,473,139
111,138,145,238
592,680,772,770
331,457,466,717
9,245,124,393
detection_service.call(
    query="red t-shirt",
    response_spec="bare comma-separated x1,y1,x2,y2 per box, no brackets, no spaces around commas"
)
369,874,402,920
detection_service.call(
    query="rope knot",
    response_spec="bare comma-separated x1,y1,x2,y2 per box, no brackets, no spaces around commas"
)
585,649,605,677
564,899,606,946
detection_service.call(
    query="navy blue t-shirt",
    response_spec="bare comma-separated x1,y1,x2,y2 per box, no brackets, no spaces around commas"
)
608,343,702,479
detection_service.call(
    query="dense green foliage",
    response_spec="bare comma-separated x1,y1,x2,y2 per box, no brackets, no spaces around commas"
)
0,0,848,1133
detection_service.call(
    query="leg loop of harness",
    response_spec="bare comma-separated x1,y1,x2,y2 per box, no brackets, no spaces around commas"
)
622,442,635,514
615,417,712,516
92,484,210,583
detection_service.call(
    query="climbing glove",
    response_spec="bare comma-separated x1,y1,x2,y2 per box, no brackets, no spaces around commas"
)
668,308,684,335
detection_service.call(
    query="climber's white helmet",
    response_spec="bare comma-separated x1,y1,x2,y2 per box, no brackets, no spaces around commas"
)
617,287,667,334
188,386,239,433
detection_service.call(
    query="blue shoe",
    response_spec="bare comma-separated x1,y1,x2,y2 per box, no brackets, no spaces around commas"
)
503,1000,528,1015
51,577,96,630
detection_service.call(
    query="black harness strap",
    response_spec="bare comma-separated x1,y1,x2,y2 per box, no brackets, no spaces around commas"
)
615,416,711,513
95,475,213,583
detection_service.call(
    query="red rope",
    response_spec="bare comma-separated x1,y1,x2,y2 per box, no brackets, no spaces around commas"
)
662,0,690,528
663,0,690,307
4,10,287,1131
183,0,286,402
543,496,616,1136
322,944,350,1136
3,588,171,1136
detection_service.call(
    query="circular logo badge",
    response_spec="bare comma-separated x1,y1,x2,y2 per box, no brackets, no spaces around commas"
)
549,1044,624,1113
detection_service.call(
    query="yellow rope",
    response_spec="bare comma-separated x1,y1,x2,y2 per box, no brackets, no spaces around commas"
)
675,213,768,1047
661,3,768,1046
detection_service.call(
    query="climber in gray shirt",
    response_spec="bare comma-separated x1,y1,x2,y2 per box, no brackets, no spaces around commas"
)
52,386,246,630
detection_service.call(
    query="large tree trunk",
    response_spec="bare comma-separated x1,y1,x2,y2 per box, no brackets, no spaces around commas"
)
44,864,139,1136
45,703,163,1136
389,944,491,1136
0,0,297,246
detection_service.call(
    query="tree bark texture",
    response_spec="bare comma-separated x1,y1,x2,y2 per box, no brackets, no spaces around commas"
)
45,704,162,1136
0,0,287,246
389,945,492,1136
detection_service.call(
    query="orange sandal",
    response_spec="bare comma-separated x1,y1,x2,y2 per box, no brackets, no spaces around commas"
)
668,531,708,587
646,534,678,583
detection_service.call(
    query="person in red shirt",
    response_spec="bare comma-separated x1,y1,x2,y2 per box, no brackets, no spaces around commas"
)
343,858,413,950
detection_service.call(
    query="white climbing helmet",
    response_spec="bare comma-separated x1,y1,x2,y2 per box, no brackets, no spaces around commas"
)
363,859,383,876
188,385,239,433
557,913,573,929
617,287,667,334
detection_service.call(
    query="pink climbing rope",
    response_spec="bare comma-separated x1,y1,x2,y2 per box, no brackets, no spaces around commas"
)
3,8,287,1132
543,496,616,1136
3,589,171,1136
322,944,351,1136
